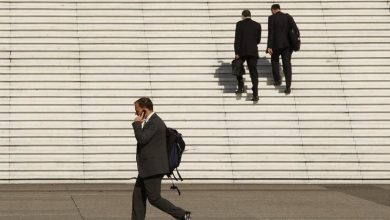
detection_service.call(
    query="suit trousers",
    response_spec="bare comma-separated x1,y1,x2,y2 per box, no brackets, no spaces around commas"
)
271,48,293,89
132,175,186,220
236,56,259,97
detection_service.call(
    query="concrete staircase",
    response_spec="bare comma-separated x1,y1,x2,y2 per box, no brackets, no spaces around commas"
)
1,0,390,183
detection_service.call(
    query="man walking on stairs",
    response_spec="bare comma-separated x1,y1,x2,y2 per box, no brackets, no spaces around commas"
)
266,4,300,94
132,97,191,220
234,9,262,101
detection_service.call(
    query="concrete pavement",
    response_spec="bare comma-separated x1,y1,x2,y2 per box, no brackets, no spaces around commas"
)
0,184,389,220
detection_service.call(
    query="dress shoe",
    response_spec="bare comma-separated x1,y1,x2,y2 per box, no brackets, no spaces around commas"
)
182,211,191,220
284,88,291,94
273,81,281,86
235,88,244,94
251,96,259,101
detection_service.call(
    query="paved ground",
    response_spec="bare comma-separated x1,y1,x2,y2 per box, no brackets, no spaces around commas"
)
0,184,389,219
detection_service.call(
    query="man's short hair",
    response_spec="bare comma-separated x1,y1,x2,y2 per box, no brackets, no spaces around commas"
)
271,4,281,10
135,97,153,111
242,9,251,17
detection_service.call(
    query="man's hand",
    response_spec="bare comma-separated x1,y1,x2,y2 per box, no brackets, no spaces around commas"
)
134,111,145,123
235,54,239,59
267,48,273,55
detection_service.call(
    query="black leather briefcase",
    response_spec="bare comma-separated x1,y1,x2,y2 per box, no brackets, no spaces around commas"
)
231,59,245,76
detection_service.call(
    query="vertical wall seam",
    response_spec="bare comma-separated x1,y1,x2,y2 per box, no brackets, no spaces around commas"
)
290,4,309,183
206,1,234,183
7,0,11,183
321,0,363,182
75,1,85,183
141,1,153,99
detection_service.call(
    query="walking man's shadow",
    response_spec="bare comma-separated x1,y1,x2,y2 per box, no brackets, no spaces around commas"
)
214,56,283,102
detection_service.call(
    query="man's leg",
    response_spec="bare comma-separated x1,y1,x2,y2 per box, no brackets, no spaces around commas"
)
281,48,293,89
144,175,186,219
132,177,147,220
236,75,244,92
236,57,246,93
246,56,259,97
271,50,281,84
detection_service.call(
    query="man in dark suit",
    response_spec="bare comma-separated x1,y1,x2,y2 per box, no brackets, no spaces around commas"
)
234,9,262,101
267,4,299,94
132,97,191,220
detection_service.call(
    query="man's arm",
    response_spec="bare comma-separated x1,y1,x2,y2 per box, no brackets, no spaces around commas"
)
132,121,158,146
257,23,262,44
234,22,240,56
266,16,273,54
267,16,273,49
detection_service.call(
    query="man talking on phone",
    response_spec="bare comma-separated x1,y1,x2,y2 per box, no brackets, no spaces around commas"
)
132,97,191,220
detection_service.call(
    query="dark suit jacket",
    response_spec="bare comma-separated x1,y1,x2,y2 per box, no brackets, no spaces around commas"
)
132,113,169,178
267,12,300,50
234,18,262,57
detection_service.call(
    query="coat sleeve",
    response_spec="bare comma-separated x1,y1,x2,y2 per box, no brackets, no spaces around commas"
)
257,23,262,44
234,22,240,55
267,16,273,49
132,121,158,146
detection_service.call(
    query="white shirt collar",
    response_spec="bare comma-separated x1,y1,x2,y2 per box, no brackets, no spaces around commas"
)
144,112,155,124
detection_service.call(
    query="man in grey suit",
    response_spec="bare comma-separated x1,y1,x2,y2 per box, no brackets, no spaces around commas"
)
132,97,191,220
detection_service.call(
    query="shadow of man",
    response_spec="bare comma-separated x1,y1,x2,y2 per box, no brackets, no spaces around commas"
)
214,61,242,100
258,55,285,93
214,56,277,102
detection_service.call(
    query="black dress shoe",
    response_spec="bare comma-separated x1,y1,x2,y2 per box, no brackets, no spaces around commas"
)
284,88,291,94
274,81,281,86
251,96,259,101
235,88,244,94
182,211,191,220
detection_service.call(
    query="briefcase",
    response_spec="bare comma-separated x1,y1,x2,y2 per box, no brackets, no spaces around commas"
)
231,59,245,76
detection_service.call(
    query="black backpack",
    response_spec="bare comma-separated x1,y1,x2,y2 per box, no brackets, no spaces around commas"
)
166,127,186,195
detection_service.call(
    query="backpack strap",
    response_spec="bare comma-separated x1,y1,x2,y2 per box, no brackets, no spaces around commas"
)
168,176,181,196
176,168,183,181
172,172,179,181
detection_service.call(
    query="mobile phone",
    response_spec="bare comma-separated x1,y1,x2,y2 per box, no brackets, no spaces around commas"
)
141,110,146,119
